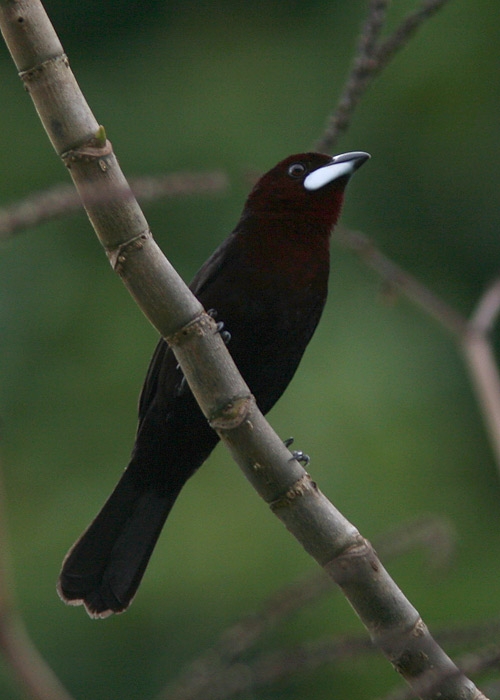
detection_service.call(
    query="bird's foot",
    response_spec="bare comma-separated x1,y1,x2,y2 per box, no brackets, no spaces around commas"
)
284,437,310,466
216,321,231,345
208,310,231,345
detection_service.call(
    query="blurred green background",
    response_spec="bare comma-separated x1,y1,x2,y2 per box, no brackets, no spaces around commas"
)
1,0,500,698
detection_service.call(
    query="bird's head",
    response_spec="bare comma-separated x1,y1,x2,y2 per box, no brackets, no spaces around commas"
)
245,151,370,231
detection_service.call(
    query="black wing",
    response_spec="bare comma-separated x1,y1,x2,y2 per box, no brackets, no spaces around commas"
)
137,231,241,423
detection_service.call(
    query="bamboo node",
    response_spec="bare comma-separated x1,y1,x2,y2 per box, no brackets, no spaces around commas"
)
18,53,69,85
167,312,215,346
61,135,113,168
209,394,255,431
269,473,316,510
106,230,151,272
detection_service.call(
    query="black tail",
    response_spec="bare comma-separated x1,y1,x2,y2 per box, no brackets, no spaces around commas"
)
57,469,181,618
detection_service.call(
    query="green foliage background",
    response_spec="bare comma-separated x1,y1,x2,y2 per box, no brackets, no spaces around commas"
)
1,1,500,698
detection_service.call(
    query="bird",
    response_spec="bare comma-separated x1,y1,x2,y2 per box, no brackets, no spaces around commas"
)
57,150,370,618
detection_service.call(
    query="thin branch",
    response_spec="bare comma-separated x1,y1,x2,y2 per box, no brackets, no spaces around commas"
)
470,278,500,335
461,331,500,471
460,279,500,468
315,0,389,151
161,516,456,700
335,226,500,477
334,226,469,337
0,461,75,700
161,635,376,700
375,0,454,68
371,514,456,570
161,621,500,700
0,171,228,239
316,0,453,152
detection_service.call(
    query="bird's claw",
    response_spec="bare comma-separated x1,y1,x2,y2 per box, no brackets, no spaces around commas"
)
284,438,310,466
216,321,231,345
291,450,310,466
208,310,231,345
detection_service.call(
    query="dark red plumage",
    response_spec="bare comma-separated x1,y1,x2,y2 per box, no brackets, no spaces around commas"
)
57,151,369,618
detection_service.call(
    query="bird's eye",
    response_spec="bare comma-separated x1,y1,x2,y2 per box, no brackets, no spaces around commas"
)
287,163,306,178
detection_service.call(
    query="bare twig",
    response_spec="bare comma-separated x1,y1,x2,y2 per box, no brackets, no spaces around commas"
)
316,0,453,152
161,621,500,700
461,279,500,467
461,330,500,471
0,171,228,239
372,514,456,570
159,573,335,700
315,0,389,151
335,225,500,477
334,226,468,336
161,635,376,700
0,463,75,700
436,621,500,652
375,0,453,68
161,516,456,700
470,278,500,335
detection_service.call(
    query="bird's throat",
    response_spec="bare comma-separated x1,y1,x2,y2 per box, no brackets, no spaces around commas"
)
241,219,331,292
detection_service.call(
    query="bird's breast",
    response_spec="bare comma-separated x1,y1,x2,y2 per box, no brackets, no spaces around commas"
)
240,221,331,294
